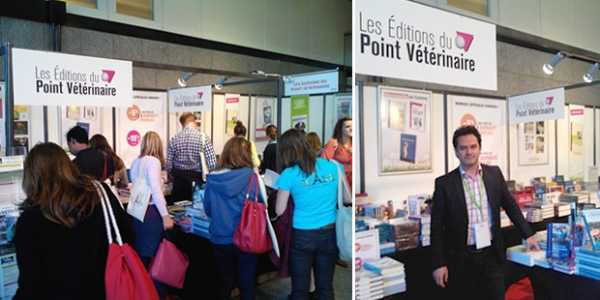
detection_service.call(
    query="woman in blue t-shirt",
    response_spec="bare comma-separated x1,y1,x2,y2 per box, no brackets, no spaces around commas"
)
275,129,350,300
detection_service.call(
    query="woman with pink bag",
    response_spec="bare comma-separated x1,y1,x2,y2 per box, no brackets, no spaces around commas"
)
203,136,264,300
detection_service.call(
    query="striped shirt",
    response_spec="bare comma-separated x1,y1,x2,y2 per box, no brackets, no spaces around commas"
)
460,165,492,246
166,127,217,173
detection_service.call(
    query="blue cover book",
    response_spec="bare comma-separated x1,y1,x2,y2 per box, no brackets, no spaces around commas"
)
400,134,416,163
581,209,600,251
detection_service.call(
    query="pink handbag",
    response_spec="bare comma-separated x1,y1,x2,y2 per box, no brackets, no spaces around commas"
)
149,238,190,288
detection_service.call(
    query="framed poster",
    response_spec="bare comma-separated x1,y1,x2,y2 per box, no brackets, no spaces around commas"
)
291,95,309,129
378,86,432,175
255,97,277,142
518,121,549,166
447,95,507,174
225,94,240,138
569,105,585,180
335,93,352,121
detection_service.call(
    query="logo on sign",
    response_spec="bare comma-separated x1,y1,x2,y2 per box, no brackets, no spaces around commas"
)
546,96,554,105
455,32,474,52
127,130,141,146
127,105,141,121
101,70,116,83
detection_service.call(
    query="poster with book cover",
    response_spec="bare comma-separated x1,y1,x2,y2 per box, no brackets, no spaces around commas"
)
335,94,352,121
254,97,276,142
225,94,240,138
448,95,507,174
518,121,549,165
60,105,103,150
378,87,431,174
116,91,167,168
569,105,585,180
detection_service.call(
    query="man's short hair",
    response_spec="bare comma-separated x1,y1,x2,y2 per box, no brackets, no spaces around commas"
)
452,126,481,149
66,126,89,144
179,112,196,127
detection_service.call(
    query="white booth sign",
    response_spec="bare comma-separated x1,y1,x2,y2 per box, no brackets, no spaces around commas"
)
355,0,497,91
284,70,339,96
117,91,167,168
11,48,133,106
508,88,565,124
168,85,212,113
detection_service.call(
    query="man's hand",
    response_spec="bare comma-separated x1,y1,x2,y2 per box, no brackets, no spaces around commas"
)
525,235,541,251
432,266,448,288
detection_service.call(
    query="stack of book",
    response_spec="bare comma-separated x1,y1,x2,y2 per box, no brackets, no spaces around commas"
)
375,223,396,256
575,247,600,280
506,245,549,268
364,257,406,297
526,202,554,220
355,270,384,300
186,207,211,239
389,218,420,251
543,191,561,204
525,207,543,223
420,214,431,247
554,203,571,217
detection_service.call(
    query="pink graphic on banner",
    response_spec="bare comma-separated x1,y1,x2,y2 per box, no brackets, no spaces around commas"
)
101,70,116,83
455,32,475,52
546,96,554,105
127,130,141,146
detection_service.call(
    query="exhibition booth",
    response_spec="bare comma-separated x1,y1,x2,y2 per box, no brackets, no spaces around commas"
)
0,45,351,299
355,1,600,300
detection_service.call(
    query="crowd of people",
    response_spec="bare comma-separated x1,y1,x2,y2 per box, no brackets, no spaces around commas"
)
13,112,353,300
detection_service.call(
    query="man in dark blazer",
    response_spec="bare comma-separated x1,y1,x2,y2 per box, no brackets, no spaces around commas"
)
431,126,540,300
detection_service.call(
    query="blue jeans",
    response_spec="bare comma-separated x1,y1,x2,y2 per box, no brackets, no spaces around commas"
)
212,244,257,300
290,225,337,300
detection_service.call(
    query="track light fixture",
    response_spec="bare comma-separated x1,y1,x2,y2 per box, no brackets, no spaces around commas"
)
214,76,229,90
177,72,193,87
583,63,599,83
543,52,566,75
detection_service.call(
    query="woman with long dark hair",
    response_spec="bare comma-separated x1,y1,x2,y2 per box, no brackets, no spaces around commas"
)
275,129,351,300
234,121,261,168
90,134,129,188
322,117,352,187
14,142,131,299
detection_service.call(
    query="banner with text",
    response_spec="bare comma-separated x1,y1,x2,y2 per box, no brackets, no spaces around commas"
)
12,48,132,106
168,85,212,113
117,91,167,168
448,95,507,174
508,88,565,124
284,70,339,96
356,0,497,90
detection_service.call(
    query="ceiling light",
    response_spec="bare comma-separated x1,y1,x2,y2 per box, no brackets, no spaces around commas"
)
177,72,193,87
583,63,599,83
543,52,566,75
214,76,229,90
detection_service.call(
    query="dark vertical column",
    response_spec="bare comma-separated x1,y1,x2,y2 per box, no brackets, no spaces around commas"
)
358,81,366,193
